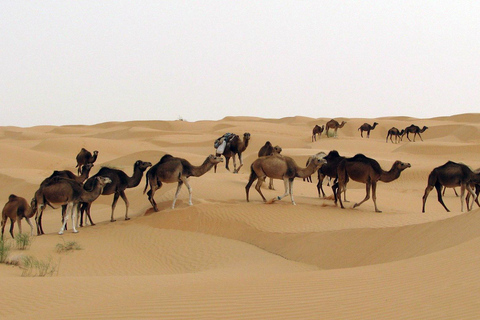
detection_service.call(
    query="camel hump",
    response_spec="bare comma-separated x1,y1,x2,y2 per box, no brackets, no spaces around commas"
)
159,154,175,164
8,194,18,202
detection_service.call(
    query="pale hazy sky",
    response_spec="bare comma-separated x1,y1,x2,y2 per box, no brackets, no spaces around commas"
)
1,1,479,127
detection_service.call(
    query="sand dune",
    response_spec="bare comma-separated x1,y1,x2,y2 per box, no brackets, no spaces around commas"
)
1,114,480,319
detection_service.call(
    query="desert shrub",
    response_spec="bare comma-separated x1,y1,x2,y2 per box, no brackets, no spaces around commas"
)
0,238,12,263
20,255,58,277
15,233,33,250
56,239,82,253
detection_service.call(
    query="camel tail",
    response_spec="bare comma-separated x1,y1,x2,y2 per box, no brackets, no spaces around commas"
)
143,173,150,194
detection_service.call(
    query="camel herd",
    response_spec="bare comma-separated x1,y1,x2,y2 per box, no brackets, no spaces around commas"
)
2,122,480,239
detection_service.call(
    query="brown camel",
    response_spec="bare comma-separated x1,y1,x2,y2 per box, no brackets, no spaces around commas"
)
325,119,346,138
258,141,282,189
144,154,223,211
358,122,378,138
422,161,480,213
386,127,405,144
245,153,326,205
76,148,99,174
404,124,428,142
215,132,250,173
1,195,35,239
312,125,324,142
316,150,347,201
333,154,411,212
80,160,152,224
32,176,111,235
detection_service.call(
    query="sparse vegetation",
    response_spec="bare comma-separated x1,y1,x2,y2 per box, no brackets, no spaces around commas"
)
0,238,12,263
20,255,58,277
56,239,82,253
15,233,33,250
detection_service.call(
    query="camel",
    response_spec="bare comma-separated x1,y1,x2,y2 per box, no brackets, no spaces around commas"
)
316,150,347,201
1,195,35,239
80,160,152,224
245,153,327,205
76,148,99,174
358,122,378,138
312,125,324,142
32,176,111,235
258,141,282,189
304,151,329,183
325,119,346,138
144,154,223,211
404,124,428,142
333,154,411,212
385,127,405,144
215,132,250,173
422,161,480,213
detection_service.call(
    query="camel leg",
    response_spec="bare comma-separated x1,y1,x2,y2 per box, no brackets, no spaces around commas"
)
288,178,295,205
72,204,78,233
268,178,275,190
24,217,34,236
434,183,450,212
371,181,381,212
1,217,6,239
36,206,45,235
10,218,17,238
172,181,184,209
334,182,345,209
317,174,325,197
59,203,70,235
254,176,267,202
224,156,231,172
235,154,243,173
353,181,371,209
271,178,294,204
110,193,120,222
119,191,130,220
465,184,476,211
184,179,193,206
417,133,423,141
422,185,434,212
245,171,257,202
147,181,161,212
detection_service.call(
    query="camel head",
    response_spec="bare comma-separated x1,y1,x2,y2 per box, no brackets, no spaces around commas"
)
394,161,411,172
273,145,282,154
309,154,327,169
30,198,38,216
208,154,224,164
243,132,251,141
134,160,153,172
96,176,112,187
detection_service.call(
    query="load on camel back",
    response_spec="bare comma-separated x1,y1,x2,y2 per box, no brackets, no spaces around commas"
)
213,132,251,173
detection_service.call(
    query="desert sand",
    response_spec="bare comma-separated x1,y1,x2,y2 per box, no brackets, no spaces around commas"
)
1,114,479,319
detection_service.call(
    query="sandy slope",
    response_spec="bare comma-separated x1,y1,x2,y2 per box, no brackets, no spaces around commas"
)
1,114,480,319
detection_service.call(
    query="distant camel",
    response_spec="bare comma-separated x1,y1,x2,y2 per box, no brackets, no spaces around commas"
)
245,153,326,205
144,154,223,211
1,195,35,239
316,150,347,201
76,148,98,174
404,125,428,142
257,141,282,189
358,122,378,138
33,176,111,235
333,154,411,212
80,160,152,224
386,127,405,144
215,132,250,173
422,161,480,213
312,125,324,141
325,119,346,138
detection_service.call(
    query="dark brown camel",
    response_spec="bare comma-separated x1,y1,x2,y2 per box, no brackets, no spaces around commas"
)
144,154,223,211
325,119,346,138
386,127,405,144
215,132,250,173
404,125,428,142
333,154,411,212
316,150,347,201
32,176,111,235
422,161,480,213
312,125,324,141
246,153,326,205
76,148,99,174
258,141,282,189
358,122,378,138
1,195,35,239
80,160,152,224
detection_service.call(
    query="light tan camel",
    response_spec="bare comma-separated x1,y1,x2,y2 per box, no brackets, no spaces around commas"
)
245,153,327,205
76,148,98,174
358,122,378,138
258,141,282,189
386,127,405,144
422,161,480,213
334,154,411,212
312,125,324,141
215,132,250,173
1,195,35,239
325,119,346,138
80,160,152,224
144,154,223,211
32,176,111,235
404,124,428,142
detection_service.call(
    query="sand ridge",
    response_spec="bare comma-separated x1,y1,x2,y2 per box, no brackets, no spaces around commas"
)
0,114,480,319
